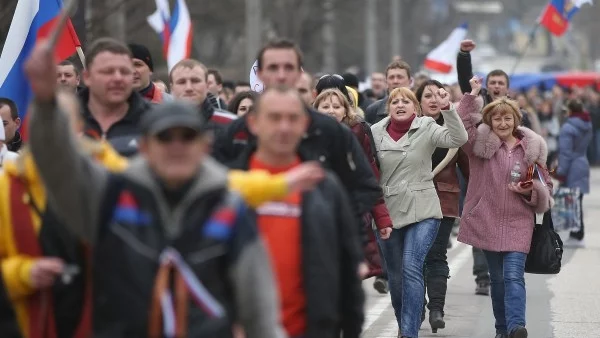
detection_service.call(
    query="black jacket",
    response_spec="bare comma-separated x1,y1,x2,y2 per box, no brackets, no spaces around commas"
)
212,107,382,218
358,93,374,112
229,148,365,338
199,97,237,141
364,97,388,125
79,89,152,157
456,51,533,129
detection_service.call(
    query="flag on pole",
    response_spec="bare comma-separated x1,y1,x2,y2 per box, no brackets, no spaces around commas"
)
147,0,193,71
0,0,81,138
423,23,468,74
538,0,594,36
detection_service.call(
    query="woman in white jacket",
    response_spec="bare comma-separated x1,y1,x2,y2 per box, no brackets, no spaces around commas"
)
0,121,19,168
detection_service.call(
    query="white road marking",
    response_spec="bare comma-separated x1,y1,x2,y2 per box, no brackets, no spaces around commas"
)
363,241,473,335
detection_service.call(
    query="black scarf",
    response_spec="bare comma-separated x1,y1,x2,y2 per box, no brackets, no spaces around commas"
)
7,131,22,152
431,115,449,170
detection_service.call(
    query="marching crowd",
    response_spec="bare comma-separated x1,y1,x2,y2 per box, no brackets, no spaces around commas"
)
0,34,595,338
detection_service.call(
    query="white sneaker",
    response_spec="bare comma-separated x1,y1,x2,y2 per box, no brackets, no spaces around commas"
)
563,237,585,248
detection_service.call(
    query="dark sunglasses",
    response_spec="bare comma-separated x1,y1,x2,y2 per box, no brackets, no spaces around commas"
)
155,129,200,143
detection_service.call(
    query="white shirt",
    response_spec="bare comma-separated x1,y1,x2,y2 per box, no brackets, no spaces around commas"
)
0,144,19,168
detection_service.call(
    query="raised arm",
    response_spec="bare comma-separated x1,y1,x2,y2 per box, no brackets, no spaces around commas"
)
457,40,476,94
429,88,468,149
456,77,485,154
228,162,325,208
25,42,108,244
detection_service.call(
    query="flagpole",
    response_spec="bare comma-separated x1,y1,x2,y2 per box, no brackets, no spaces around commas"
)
76,46,86,70
510,22,540,76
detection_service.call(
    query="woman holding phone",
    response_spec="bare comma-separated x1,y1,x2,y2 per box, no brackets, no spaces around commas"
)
457,77,553,338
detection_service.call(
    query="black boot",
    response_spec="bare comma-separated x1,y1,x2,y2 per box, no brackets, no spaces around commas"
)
426,276,448,333
429,310,445,333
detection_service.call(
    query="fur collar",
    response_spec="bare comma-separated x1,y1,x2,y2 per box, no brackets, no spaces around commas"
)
473,124,547,166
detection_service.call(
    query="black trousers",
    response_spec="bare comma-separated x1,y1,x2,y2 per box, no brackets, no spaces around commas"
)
424,217,454,312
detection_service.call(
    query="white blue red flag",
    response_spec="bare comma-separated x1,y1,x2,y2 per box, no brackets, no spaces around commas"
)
147,0,193,71
423,23,468,74
0,0,81,139
538,0,594,36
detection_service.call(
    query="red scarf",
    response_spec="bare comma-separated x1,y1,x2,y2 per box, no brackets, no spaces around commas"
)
386,114,416,141
570,111,591,122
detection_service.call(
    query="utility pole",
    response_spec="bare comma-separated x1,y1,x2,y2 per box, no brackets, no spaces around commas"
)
105,0,126,41
322,0,337,73
365,0,378,75
246,0,262,67
390,0,402,59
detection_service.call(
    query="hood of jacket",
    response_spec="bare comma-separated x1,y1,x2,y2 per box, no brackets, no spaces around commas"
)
473,124,548,166
122,155,229,204
566,116,593,132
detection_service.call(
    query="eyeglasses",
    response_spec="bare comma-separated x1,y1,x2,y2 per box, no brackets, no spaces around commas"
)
319,74,344,81
155,129,200,144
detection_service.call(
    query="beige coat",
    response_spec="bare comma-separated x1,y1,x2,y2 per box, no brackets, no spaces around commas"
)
371,106,468,229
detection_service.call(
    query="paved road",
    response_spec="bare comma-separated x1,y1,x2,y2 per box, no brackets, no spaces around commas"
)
362,168,600,338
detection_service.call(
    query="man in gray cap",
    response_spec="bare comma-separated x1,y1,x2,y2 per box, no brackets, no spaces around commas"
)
24,41,285,338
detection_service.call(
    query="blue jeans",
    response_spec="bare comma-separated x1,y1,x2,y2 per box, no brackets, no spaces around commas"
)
379,218,440,337
483,251,527,335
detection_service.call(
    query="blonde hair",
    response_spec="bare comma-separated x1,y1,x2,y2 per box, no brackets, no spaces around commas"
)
387,87,422,116
481,98,523,130
313,88,360,126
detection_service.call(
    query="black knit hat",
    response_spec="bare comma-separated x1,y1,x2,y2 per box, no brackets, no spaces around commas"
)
128,43,154,71
342,73,359,89
315,74,351,103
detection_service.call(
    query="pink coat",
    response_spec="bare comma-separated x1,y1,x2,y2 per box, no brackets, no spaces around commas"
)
457,94,553,254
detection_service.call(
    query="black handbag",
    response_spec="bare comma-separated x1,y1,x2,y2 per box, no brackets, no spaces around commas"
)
525,211,564,274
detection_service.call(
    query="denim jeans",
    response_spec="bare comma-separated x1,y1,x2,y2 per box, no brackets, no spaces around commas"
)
483,251,527,335
379,218,440,337
596,130,600,165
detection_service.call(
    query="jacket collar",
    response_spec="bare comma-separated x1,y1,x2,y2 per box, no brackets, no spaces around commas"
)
473,124,547,166
227,143,310,171
7,131,22,152
123,155,229,203
79,88,150,124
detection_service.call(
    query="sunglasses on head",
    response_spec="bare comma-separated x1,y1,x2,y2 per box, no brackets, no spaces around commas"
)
155,128,200,143
319,74,344,81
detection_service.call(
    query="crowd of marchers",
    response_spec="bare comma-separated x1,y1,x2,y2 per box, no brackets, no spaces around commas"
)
0,36,596,338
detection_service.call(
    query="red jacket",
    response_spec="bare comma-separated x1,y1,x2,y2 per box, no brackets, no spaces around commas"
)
350,121,392,229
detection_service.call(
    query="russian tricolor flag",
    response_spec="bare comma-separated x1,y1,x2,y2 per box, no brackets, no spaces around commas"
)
423,23,468,74
147,0,193,71
539,0,594,36
0,0,80,140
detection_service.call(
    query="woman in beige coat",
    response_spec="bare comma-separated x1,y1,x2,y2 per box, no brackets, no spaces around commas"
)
371,87,468,338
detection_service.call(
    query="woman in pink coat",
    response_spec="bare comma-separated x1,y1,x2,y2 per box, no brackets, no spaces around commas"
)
457,77,553,338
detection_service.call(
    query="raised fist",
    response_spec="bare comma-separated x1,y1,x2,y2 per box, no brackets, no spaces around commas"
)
460,40,476,53
435,88,450,109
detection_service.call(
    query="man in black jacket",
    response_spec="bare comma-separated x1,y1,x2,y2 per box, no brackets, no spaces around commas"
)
213,39,382,220
170,59,237,144
456,39,537,132
78,38,153,157
229,85,364,338
25,41,285,338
